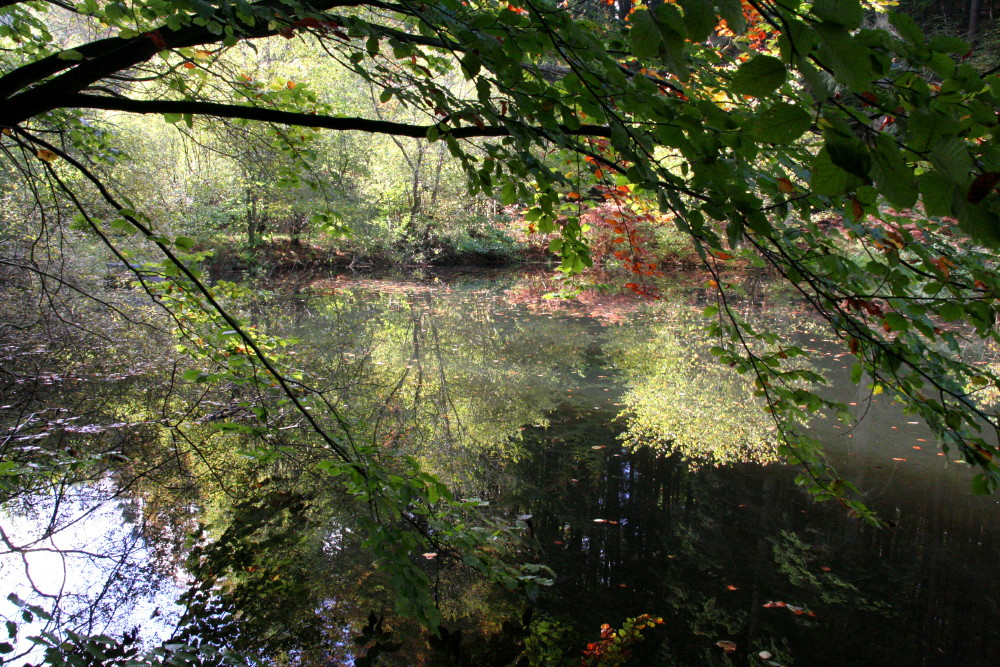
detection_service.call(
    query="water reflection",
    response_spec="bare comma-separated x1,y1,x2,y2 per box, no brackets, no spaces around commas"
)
3,270,1000,665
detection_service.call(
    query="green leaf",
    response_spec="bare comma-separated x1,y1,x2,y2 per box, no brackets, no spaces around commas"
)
919,172,956,217
953,198,1000,246
850,362,863,384
750,102,811,144
630,9,661,61
811,0,863,29
174,236,195,251
461,51,481,79
501,181,517,205
680,0,716,42
929,137,972,185
653,3,689,80
716,0,746,34
730,55,786,98
814,25,875,89
888,11,924,45
825,138,870,179
57,49,84,60
972,473,992,495
929,34,970,53
870,134,917,208
809,146,857,196
163,112,182,124
937,301,964,322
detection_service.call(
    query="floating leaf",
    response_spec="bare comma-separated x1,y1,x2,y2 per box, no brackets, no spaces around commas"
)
716,640,737,653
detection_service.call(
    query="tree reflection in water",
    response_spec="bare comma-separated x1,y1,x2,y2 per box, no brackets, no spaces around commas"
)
3,271,1000,665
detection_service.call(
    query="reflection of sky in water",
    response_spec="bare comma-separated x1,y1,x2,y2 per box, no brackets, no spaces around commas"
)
0,482,184,663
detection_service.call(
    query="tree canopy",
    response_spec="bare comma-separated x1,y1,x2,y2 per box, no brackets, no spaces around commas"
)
3,0,1000,655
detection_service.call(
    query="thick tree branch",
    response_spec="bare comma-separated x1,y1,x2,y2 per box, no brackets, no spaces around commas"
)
0,0,455,125
57,93,614,139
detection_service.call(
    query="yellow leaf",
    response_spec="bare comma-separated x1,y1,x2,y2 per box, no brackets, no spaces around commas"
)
36,149,57,162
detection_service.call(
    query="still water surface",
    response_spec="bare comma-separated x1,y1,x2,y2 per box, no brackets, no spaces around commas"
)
4,269,1000,665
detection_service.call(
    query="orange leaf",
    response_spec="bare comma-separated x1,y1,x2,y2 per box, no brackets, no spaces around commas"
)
286,80,296,89
930,256,952,279
594,168,604,179
183,62,196,69
776,177,794,193
851,198,864,221
567,191,581,199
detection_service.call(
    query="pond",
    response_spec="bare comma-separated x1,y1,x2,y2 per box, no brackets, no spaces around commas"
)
2,268,999,666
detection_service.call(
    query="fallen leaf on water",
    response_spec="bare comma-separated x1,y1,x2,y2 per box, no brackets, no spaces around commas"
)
763,601,786,608
820,566,831,572
892,457,907,461
716,640,737,653
726,585,739,591
422,552,437,559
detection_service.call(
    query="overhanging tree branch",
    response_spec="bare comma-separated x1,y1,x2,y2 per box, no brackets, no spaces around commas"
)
54,93,614,139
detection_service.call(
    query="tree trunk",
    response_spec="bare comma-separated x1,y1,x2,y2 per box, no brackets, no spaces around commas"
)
969,0,982,42
247,189,260,246
616,0,632,22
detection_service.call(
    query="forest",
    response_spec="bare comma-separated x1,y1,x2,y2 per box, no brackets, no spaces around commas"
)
2,0,1000,664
